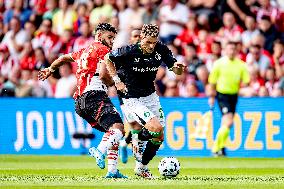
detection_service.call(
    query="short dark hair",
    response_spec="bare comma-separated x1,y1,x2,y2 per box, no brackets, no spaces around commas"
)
260,15,271,22
226,41,237,46
132,27,142,31
274,39,284,46
42,18,53,27
11,16,20,23
141,24,159,38
94,23,117,35
251,44,262,49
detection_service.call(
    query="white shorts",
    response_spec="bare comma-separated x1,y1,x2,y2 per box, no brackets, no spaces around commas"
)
120,103,136,123
122,92,165,127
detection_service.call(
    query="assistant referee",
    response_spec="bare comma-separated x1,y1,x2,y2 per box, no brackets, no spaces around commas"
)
208,41,250,156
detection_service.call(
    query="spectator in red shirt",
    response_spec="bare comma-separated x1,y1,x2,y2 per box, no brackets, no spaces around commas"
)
73,21,93,52
255,0,280,24
0,44,19,80
240,64,264,97
217,12,243,45
272,40,284,79
265,66,282,97
2,16,30,58
205,40,222,71
32,18,61,62
194,29,212,60
20,41,36,70
59,29,75,55
30,0,48,28
174,16,199,55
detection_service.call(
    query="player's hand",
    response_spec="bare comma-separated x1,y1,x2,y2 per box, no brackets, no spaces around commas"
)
115,81,128,94
208,96,215,110
172,62,186,75
38,68,52,81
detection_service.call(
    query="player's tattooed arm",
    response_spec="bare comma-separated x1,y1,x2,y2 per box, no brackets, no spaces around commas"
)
99,60,114,86
104,54,128,94
38,54,74,81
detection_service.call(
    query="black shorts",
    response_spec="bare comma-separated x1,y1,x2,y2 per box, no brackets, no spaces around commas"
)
75,90,123,132
216,92,238,115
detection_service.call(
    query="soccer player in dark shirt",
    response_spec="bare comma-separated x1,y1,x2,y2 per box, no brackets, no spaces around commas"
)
38,23,127,179
104,24,186,179
118,28,145,164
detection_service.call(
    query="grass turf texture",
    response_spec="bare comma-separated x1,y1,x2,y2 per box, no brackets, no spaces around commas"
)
0,156,284,189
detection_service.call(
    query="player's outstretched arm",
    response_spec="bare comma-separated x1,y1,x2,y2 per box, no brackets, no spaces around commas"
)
172,62,186,75
38,54,74,81
104,54,127,93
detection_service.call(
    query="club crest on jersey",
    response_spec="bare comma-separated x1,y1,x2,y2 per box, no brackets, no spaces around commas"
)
155,52,161,60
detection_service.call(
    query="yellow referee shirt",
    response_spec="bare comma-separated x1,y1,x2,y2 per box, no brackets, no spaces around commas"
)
208,56,250,95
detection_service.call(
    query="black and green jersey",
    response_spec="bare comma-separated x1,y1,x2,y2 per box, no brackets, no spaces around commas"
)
108,42,176,98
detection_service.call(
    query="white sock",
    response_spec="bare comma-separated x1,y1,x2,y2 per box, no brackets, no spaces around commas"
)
97,132,110,154
132,134,147,162
107,143,119,174
97,129,123,154
120,138,127,147
135,161,146,169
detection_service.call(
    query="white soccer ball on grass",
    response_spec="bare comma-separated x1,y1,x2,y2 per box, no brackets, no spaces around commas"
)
158,157,180,178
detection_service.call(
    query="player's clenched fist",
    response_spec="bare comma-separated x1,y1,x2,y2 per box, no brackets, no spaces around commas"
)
172,62,186,75
38,67,53,81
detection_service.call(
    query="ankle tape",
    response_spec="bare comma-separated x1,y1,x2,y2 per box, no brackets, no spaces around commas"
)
150,139,163,145
131,129,141,134
149,131,161,138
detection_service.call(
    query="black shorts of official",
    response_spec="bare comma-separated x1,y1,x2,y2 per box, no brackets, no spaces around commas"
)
75,90,123,132
216,92,238,115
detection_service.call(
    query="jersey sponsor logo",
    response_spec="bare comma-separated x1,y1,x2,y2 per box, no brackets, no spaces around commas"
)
144,58,152,62
132,66,159,72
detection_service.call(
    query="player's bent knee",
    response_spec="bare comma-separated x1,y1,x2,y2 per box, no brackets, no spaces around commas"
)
224,113,234,127
222,113,234,127
110,123,125,136
151,137,164,145
129,121,142,130
153,130,164,142
144,117,162,133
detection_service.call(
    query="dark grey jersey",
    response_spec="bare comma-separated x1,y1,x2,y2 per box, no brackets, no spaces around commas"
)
108,42,176,98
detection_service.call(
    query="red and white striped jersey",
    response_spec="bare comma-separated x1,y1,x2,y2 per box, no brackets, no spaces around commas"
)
70,41,110,99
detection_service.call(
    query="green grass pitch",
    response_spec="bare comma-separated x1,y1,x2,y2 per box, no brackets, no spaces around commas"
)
0,155,284,189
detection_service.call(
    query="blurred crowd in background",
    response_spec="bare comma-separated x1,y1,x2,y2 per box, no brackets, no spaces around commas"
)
0,0,283,98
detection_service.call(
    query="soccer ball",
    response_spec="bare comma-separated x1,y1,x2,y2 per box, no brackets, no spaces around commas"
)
158,157,180,178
